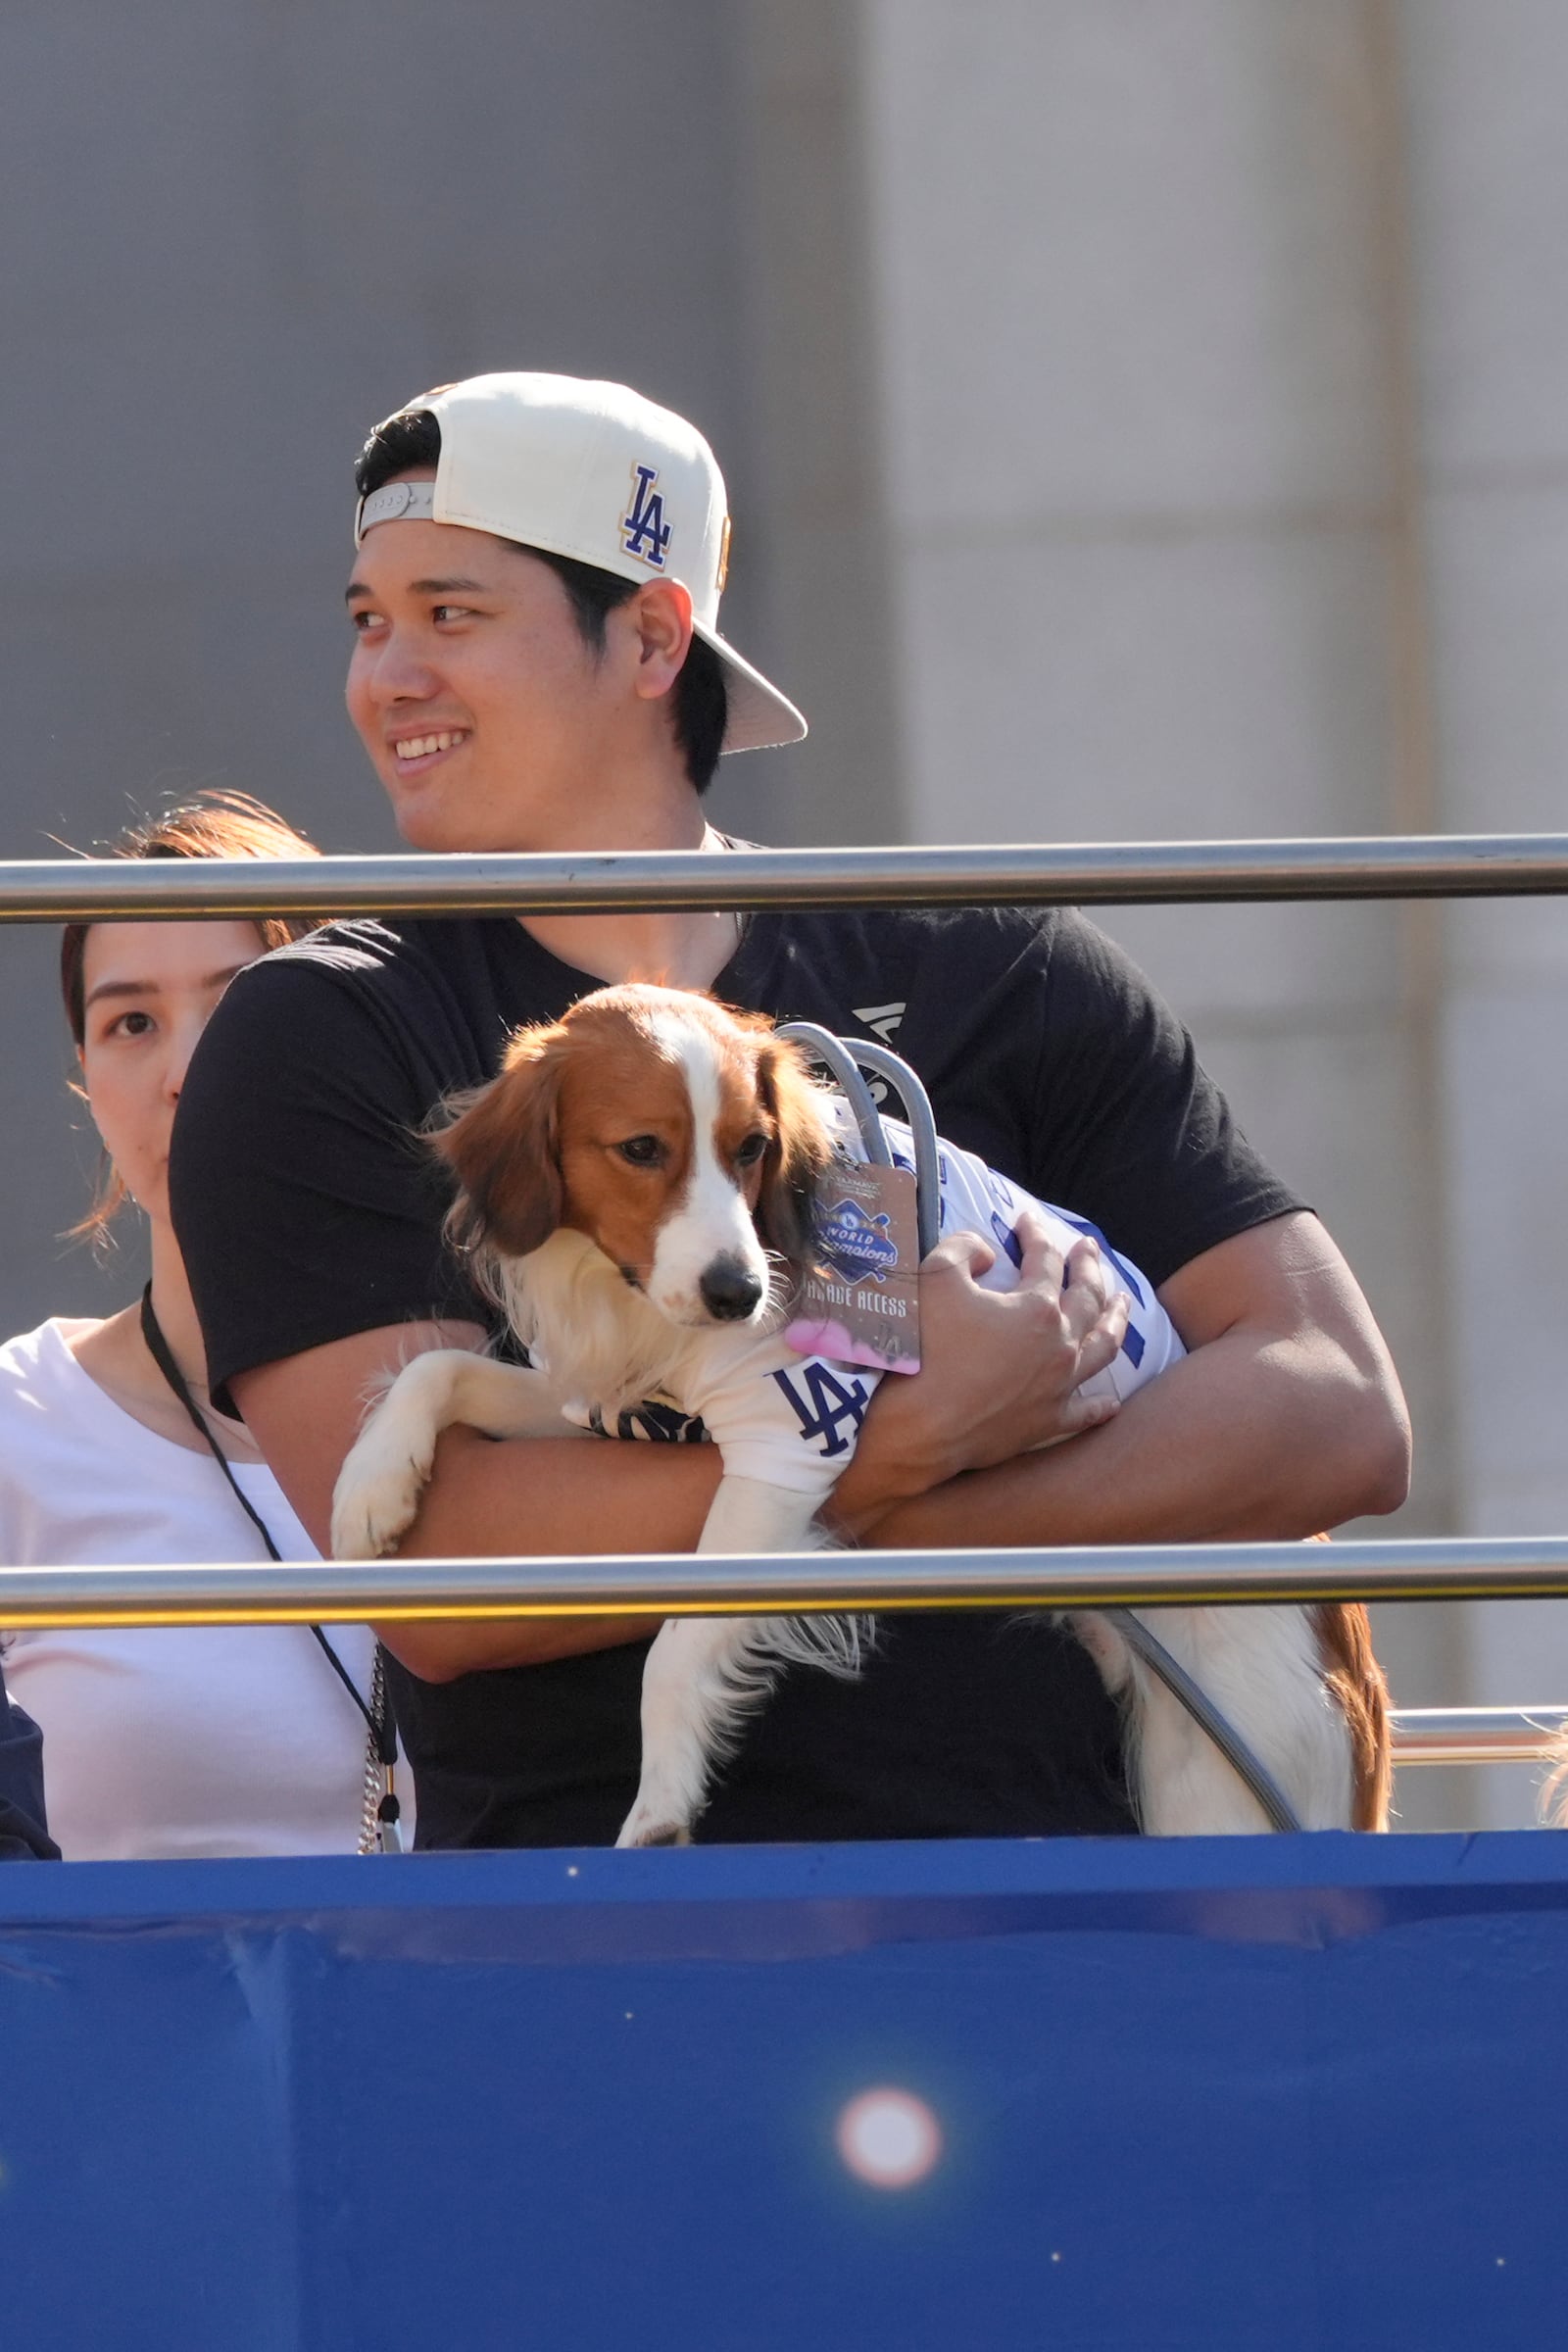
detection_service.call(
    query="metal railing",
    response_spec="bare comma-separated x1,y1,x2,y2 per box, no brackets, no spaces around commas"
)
1390,1706,1568,1766
4,1537,1568,1630
6,834,1568,1779
10,830,1568,923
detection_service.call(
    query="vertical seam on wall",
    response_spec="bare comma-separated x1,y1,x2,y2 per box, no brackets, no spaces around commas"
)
1365,0,1463,1625
730,2,907,850
841,0,909,845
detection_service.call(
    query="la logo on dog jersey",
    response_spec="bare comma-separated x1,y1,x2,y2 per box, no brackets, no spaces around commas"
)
621,462,671,568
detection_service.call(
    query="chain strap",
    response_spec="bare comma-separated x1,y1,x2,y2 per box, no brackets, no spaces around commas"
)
357,1646,403,1854
358,1647,386,1853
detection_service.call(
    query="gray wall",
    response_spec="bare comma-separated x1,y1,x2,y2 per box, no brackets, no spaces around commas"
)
847,0,1568,1821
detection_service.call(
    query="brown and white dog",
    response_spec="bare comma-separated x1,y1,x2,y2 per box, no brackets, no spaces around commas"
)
331,982,1389,1846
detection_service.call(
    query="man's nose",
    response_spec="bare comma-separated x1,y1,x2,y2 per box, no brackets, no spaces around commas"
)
367,631,440,706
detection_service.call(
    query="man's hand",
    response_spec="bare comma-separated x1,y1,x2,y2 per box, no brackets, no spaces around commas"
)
858,1211,1411,1552
828,1211,1130,1537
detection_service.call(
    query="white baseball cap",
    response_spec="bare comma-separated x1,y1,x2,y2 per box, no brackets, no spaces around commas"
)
355,371,807,756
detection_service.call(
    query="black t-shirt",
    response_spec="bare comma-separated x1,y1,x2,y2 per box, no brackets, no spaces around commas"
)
171,902,1303,1850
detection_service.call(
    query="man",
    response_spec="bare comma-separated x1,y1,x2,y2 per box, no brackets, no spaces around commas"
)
171,371,1409,1848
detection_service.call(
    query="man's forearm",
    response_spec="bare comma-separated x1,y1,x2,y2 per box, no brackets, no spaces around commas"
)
235,1324,729,1684
376,1425,725,1680
864,1323,1409,1551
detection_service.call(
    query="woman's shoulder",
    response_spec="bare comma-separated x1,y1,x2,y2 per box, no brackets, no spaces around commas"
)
0,1317,102,1394
0,1319,164,1491
0,1315,168,1463
0,1321,115,1536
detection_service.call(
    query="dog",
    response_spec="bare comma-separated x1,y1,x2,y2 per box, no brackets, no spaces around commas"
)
331,982,1390,1846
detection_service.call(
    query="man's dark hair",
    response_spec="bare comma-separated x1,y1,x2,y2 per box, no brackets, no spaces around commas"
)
356,408,727,792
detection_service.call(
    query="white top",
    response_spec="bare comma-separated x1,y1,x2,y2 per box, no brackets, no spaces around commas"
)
0,1319,393,1861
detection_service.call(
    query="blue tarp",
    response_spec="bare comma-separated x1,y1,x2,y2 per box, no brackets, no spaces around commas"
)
1,1832,1566,2349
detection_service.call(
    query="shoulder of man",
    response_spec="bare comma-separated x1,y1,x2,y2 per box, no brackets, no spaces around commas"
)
194,913,522,1089
260,913,478,997
752,899,1072,1043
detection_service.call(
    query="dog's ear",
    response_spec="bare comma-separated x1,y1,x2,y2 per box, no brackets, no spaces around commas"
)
434,1024,569,1260
753,1036,833,1286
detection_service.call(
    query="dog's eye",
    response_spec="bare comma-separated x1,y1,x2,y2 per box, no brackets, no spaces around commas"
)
734,1132,769,1167
616,1134,664,1166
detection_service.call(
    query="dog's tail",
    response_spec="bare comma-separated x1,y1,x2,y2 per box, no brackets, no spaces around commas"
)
1314,1601,1391,1831
1541,1729,1568,1826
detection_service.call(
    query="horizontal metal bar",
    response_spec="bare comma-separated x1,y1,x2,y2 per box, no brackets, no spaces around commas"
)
10,835,1568,923
6,1537,1568,1631
1390,1707,1568,1767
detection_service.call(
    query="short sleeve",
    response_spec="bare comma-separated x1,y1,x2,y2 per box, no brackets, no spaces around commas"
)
1014,914,1304,1289
170,955,478,1410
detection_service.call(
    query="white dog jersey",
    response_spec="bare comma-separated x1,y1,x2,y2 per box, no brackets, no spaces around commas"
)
564,1106,1186,1505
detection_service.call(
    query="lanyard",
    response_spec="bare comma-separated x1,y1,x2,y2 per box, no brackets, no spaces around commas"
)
137,1285,403,1847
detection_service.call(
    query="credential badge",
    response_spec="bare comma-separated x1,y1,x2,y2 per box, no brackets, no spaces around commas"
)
621,462,672,569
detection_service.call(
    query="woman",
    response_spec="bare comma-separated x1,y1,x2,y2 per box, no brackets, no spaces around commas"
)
0,794,400,1859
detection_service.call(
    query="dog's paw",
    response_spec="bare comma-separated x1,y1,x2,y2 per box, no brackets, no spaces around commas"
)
613,1804,695,1850
329,1420,435,1561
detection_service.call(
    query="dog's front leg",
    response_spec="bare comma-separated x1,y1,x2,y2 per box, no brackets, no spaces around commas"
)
616,1476,822,1849
331,1352,568,1560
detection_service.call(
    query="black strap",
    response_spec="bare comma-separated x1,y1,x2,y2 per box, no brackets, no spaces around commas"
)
138,1286,398,1775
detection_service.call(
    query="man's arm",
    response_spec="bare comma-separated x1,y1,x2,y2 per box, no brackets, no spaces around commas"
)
234,1224,1129,1682
848,1210,1410,1549
234,1325,722,1682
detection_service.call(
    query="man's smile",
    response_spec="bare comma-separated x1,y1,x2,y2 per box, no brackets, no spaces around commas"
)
390,728,470,771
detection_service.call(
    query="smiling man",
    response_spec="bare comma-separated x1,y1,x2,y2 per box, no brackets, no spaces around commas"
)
170,371,1410,1850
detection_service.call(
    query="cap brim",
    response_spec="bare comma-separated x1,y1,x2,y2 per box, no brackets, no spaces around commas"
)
694,623,808,755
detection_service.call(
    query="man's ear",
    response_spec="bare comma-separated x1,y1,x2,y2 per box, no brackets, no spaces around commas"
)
624,577,695,703
434,1025,568,1260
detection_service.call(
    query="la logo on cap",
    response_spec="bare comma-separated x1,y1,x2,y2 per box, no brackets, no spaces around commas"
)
621,463,671,569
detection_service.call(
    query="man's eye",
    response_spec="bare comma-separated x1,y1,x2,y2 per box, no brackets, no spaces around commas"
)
349,609,381,633
734,1133,769,1167
616,1135,663,1166
432,604,474,624
111,1010,154,1039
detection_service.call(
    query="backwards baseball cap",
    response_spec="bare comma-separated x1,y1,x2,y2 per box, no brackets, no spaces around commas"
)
355,371,806,756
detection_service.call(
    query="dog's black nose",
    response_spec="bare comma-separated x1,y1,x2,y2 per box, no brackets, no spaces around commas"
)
699,1254,764,1321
